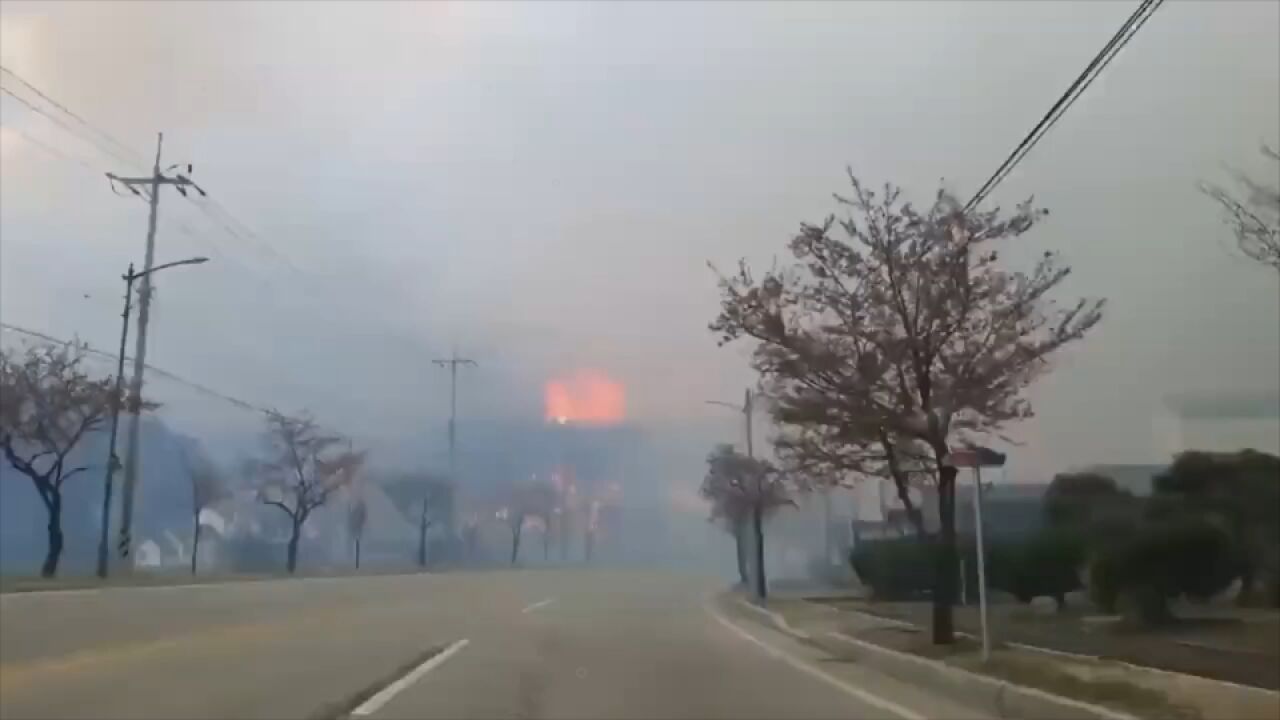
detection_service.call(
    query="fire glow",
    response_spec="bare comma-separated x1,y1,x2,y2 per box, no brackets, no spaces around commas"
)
544,370,625,426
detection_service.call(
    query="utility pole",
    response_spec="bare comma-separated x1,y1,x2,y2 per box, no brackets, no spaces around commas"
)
432,347,476,537
106,132,202,566
708,388,764,598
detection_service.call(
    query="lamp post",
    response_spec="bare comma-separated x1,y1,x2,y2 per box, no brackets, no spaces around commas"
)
705,389,754,459
97,256,209,578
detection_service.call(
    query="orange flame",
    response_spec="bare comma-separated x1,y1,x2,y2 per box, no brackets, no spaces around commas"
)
544,370,625,426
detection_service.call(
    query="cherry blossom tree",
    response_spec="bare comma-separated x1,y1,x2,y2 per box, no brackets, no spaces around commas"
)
1201,145,1280,272
711,172,1103,642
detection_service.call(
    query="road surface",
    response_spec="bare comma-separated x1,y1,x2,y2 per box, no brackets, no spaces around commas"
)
0,570,985,719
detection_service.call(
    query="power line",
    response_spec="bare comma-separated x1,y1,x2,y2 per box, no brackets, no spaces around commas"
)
1,123,99,173
2,117,280,294
964,0,1166,213
186,194,309,279
0,322,270,414
0,71,306,280
0,65,144,166
0,86,141,170
1,323,354,451
1,69,444,379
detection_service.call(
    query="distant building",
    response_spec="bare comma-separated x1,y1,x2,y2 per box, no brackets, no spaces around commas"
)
1070,464,1165,496
1158,390,1280,456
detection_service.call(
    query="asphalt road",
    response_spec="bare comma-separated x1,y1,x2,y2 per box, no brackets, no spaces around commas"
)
0,570,986,719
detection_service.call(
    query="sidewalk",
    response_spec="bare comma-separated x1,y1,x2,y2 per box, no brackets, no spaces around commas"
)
828,599,1280,690
767,597,1280,720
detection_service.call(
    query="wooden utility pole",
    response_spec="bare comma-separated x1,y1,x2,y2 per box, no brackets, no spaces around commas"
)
106,132,201,565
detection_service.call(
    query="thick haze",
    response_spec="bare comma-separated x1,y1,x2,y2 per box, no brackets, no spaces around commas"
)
2,1,1277,498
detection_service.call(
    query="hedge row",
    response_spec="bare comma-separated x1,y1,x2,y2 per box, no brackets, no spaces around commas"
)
851,517,1239,623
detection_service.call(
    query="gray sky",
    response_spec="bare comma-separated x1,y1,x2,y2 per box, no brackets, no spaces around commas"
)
2,1,1277,497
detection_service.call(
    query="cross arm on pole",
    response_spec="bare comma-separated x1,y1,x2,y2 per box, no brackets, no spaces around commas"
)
105,172,199,189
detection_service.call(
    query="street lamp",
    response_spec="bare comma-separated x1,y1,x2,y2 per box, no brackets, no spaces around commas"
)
96,256,209,578
704,389,756,458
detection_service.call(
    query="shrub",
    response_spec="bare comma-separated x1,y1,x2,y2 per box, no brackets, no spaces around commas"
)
851,537,933,599
851,536,981,601
988,528,1087,609
1088,517,1238,624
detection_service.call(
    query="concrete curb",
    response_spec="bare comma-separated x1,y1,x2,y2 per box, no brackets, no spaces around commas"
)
824,631,1139,720
733,597,811,639
840,604,1280,706
738,597,1136,720
1007,640,1280,702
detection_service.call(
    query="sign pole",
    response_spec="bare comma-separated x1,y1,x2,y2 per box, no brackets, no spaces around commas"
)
973,465,990,662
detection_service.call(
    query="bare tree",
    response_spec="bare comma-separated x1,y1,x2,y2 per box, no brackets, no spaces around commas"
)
0,344,131,577
700,447,752,587
181,446,228,575
250,412,364,573
347,494,368,569
711,173,1103,641
384,474,451,568
700,444,793,599
1201,145,1280,272
506,479,556,566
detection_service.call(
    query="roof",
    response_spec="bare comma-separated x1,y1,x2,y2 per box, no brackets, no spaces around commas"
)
1072,464,1166,496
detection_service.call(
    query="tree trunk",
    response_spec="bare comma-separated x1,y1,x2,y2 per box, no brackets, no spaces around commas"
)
585,529,594,563
191,514,201,575
418,501,429,568
286,522,301,574
560,513,570,560
511,519,523,566
41,493,64,578
931,465,958,645
734,518,749,586
419,517,430,563
881,433,928,541
354,537,361,569
752,504,767,601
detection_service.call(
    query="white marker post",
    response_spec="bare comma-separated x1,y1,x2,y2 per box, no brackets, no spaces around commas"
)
972,464,990,662
944,445,1005,664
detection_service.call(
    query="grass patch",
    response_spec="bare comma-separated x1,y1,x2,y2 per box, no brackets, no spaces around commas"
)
955,652,1201,719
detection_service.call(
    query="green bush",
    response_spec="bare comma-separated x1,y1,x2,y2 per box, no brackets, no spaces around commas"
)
851,536,981,601
1088,517,1238,624
851,537,934,599
988,529,1087,608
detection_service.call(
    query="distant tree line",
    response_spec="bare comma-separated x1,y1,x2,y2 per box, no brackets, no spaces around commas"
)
0,341,378,578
